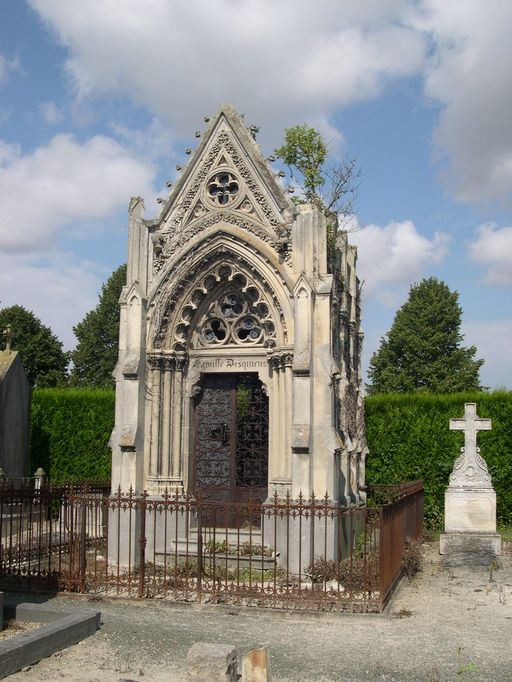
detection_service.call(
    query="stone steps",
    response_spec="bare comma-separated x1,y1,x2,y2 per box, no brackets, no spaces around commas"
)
154,527,275,568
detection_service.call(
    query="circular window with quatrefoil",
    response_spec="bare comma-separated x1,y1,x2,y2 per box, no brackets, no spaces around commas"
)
206,171,240,206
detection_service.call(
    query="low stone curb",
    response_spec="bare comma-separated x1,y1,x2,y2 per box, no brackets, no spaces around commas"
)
0,602,100,679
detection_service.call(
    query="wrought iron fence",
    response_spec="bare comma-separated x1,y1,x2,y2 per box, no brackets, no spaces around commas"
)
0,480,423,613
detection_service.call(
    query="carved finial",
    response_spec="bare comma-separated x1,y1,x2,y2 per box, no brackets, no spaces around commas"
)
176,164,182,171
249,124,259,140
128,196,143,213
2,325,14,352
185,148,192,155
267,155,276,162
277,170,286,178
204,116,210,123
166,180,173,188
288,186,295,193
194,131,201,138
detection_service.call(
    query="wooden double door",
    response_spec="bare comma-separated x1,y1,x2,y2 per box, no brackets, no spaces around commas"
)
193,373,268,521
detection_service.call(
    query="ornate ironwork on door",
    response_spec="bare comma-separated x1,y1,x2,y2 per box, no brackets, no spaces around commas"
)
194,374,268,508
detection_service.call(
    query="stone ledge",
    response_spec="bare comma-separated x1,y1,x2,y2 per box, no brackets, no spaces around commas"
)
440,531,501,567
0,601,100,679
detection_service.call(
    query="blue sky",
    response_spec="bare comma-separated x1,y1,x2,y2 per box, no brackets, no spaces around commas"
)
1,1,511,389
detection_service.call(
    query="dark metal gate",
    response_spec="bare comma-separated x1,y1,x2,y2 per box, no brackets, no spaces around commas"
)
193,373,268,522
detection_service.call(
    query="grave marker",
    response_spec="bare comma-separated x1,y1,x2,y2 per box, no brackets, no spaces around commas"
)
440,403,501,564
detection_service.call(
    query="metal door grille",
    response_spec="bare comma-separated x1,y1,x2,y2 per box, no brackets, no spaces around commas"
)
194,373,268,508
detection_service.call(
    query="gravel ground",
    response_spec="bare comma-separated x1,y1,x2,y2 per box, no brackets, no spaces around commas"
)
5,541,512,681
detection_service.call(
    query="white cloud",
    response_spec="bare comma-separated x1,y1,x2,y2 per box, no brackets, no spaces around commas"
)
468,222,512,285
0,133,156,252
462,319,512,390
417,0,512,204
28,1,512,206
28,0,425,145
0,251,103,350
110,118,176,163
0,53,20,86
40,101,64,124
349,220,449,304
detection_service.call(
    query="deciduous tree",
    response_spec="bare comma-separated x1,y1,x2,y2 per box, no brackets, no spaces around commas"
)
71,264,126,388
275,124,360,217
0,305,69,386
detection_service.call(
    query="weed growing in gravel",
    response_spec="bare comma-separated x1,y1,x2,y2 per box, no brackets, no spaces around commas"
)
456,647,478,676
400,537,423,578
305,556,378,591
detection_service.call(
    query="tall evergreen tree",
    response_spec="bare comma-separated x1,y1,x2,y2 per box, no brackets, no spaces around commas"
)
367,277,483,394
71,264,126,388
0,305,69,386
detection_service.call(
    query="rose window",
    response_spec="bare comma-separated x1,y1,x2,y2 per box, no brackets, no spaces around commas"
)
207,172,239,206
198,291,275,347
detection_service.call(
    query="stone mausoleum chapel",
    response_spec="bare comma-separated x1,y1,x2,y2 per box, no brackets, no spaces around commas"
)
111,105,367,535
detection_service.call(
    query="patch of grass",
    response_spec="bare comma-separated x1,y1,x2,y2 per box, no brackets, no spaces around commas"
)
498,526,512,542
206,539,229,554
456,647,478,676
240,541,273,557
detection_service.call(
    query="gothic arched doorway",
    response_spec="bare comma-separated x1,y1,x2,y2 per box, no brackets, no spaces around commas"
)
193,372,268,522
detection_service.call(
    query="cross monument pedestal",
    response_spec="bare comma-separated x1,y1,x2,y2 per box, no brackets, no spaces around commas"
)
440,403,501,565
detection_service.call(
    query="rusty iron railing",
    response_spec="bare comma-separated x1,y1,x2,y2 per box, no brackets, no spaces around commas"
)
368,481,424,606
0,480,423,612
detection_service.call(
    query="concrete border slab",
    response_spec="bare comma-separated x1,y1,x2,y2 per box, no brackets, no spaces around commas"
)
0,601,100,679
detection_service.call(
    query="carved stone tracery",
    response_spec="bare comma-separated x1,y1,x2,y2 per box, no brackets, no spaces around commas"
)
206,171,239,206
151,129,292,275
151,255,287,352
197,289,276,349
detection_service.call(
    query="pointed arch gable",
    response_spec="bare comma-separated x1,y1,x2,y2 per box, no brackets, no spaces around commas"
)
149,105,295,279
147,236,294,352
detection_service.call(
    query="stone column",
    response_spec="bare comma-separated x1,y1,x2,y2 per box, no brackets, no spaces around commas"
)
147,356,162,478
170,354,187,487
266,357,280,491
159,359,172,479
267,351,293,497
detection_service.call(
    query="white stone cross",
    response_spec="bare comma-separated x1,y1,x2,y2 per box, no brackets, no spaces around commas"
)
450,403,491,456
449,403,492,487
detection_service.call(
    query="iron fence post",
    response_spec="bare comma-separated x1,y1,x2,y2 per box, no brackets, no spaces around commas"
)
378,506,385,612
79,496,87,592
138,493,147,598
196,498,203,600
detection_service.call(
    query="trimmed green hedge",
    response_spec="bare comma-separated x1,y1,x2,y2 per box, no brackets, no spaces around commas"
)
365,392,512,528
30,388,114,483
29,389,512,527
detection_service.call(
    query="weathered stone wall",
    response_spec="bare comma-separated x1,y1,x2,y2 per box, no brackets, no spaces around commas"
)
0,351,31,480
